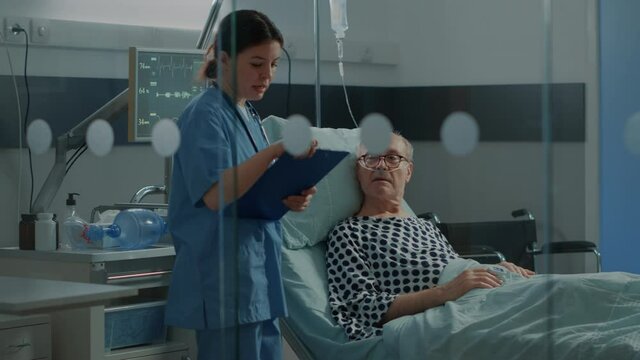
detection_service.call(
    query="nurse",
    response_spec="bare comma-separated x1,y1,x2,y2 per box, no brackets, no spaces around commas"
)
165,10,316,360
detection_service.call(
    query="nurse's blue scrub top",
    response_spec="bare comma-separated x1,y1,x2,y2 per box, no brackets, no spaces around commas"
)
165,86,287,330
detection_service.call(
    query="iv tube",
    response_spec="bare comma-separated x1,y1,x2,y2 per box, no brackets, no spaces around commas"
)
330,0,358,128
336,39,358,128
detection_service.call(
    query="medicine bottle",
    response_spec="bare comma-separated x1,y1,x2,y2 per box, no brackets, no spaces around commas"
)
35,213,57,251
19,214,37,250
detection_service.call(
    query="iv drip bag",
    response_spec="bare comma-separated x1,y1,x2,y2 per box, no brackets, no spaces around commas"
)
329,0,348,39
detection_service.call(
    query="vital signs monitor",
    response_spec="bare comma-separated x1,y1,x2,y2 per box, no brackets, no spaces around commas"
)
128,47,205,142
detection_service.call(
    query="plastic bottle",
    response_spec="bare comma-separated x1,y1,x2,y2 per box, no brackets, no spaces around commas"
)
85,209,167,250
63,216,93,250
35,213,57,251
329,0,349,39
59,193,80,251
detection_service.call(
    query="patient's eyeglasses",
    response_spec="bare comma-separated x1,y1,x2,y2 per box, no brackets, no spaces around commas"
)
358,154,410,170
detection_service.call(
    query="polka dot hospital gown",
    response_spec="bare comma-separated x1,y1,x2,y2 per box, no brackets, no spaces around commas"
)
326,216,460,341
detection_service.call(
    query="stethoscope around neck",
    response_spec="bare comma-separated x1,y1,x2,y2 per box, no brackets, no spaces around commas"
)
216,84,270,153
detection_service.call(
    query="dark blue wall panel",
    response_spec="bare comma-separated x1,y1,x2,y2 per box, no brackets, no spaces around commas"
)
1,77,584,148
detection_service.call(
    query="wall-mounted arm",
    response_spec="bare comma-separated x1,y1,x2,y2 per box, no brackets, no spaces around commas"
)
31,89,129,214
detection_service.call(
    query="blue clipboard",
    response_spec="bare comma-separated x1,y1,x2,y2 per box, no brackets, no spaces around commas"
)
231,149,349,220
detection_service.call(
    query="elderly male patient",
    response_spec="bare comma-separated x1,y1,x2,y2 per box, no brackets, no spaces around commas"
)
325,133,533,341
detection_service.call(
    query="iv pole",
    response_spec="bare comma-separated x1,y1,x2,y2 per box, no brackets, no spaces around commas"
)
314,0,322,128
30,0,224,213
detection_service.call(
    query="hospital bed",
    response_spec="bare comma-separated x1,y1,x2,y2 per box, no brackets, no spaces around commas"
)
262,116,640,360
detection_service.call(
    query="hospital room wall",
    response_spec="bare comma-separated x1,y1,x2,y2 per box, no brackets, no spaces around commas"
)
247,0,599,245
0,0,597,249
386,0,598,248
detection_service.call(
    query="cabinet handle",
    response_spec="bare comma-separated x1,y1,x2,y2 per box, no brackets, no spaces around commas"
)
107,270,172,281
6,341,32,353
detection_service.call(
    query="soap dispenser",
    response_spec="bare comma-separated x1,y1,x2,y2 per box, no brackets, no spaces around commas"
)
59,193,80,250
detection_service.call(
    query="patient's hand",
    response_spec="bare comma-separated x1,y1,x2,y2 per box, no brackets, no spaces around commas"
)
498,261,535,278
437,268,503,302
283,186,317,212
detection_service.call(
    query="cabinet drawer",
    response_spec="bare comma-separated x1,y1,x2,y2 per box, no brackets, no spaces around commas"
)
0,324,51,360
130,350,189,360
104,342,189,360
105,300,167,351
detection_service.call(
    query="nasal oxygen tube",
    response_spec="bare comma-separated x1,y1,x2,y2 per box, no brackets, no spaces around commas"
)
329,0,358,128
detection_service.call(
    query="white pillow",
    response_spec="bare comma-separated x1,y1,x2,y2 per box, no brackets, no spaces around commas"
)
262,116,415,249
262,116,362,249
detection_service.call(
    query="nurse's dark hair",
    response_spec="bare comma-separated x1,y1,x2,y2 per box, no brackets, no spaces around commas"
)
201,10,284,80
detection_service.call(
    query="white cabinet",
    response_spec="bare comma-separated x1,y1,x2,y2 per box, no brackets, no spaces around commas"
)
0,247,193,360
0,314,51,360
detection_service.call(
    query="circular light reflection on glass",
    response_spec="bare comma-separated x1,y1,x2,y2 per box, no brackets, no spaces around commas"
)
360,113,392,155
283,114,312,156
624,112,640,156
26,119,52,155
86,119,114,157
440,111,479,156
152,119,181,157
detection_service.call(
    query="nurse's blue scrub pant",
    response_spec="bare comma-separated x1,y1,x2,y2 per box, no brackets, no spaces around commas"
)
196,318,282,360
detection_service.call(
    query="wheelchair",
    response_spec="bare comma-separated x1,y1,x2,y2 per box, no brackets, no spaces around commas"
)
417,209,601,273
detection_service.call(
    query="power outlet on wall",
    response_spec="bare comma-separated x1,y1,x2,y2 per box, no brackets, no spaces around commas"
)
3,17,30,43
31,19,51,44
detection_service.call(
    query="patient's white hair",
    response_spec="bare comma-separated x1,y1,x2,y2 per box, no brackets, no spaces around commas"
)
358,132,414,161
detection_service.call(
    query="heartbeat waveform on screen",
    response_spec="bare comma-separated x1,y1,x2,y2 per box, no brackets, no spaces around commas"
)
155,91,194,99
157,57,196,78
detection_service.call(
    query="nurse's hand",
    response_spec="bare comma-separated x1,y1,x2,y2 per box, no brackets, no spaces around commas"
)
283,186,317,212
293,139,318,159
270,139,318,159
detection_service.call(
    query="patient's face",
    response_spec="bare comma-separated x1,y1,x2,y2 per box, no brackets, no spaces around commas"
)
357,135,413,202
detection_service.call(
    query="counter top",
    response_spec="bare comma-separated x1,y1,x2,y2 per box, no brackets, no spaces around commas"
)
0,244,175,263
0,276,137,314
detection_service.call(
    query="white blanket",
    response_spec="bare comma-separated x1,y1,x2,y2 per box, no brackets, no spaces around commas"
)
383,258,640,359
